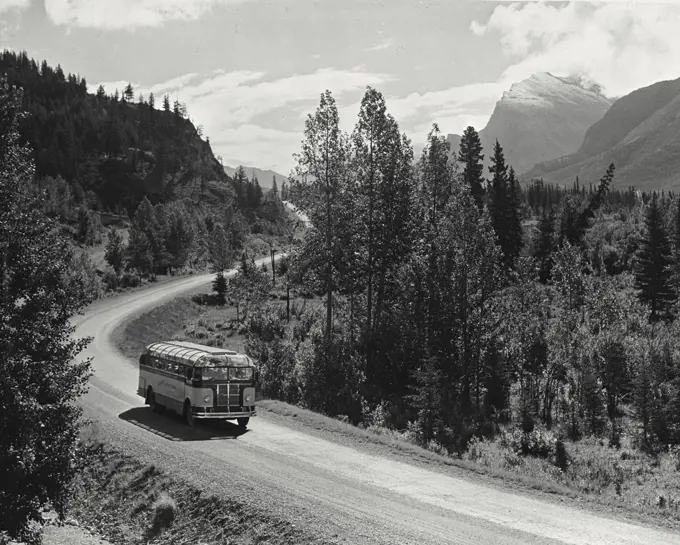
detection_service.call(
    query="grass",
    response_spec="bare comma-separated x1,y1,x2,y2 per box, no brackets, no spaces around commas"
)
113,295,206,359
67,428,321,545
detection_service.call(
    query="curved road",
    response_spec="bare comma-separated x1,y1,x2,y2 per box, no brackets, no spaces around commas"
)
72,263,680,545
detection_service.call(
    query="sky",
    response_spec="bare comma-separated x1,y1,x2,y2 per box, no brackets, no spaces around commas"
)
2,0,680,175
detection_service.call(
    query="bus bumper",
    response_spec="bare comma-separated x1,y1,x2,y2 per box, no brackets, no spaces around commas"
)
193,410,256,419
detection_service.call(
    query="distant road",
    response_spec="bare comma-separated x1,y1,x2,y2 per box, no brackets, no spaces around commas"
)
282,199,310,226
71,266,680,545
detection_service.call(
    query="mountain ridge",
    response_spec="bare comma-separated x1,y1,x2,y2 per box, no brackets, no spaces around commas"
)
447,72,613,175
524,75,680,190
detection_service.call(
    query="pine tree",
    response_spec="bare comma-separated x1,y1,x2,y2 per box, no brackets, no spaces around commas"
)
272,175,278,195
457,126,485,209
123,82,134,102
148,92,155,110
634,193,675,321
126,225,152,276
212,270,227,305
532,209,555,283
488,139,513,268
0,78,93,541
506,166,523,267
163,94,170,112
104,228,125,274
96,84,106,100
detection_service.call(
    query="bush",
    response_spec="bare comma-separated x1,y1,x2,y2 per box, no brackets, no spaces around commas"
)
150,493,177,534
102,270,119,291
555,439,568,471
119,272,140,288
506,426,557,459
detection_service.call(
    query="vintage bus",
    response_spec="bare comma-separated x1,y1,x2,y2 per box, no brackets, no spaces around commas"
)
137,340,257,428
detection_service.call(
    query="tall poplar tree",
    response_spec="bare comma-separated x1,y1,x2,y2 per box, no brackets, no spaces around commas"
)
291,90,347,341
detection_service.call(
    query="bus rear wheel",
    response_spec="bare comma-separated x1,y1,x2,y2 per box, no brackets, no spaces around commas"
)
237,417,249,429
183,400,195,428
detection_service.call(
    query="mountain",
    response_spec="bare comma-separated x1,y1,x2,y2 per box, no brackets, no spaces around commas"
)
223,165,289,189
524,76,680,191
447,72,613,175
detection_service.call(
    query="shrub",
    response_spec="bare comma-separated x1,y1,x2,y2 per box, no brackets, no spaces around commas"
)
506,426,557,459
102,270,119,291
150,493,177,534
120,272,140,288
555,439,568,471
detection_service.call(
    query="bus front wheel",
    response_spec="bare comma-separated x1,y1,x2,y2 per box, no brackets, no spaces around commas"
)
237,417,249,428
183,400,195,428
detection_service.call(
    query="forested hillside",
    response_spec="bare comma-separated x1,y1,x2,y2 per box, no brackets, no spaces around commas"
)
0,50,290,293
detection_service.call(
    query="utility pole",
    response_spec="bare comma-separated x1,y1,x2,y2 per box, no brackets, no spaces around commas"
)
270,247,277,285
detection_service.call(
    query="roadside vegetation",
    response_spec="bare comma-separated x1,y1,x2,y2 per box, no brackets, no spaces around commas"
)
0,78,94,544
63,428,322,545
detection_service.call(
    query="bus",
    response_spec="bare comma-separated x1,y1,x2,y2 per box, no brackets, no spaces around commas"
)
137,340,257,428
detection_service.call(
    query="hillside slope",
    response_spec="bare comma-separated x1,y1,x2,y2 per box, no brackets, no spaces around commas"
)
2,50,234,218
525,76,680,190
448,73,612,175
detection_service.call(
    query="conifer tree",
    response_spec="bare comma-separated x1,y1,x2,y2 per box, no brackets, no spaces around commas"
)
488,139,513,268
506,166,523,267
634,193,675,321
123,82,134,102
532,209,555,283
163,94,170,112
148,92,155,110
457,125,485,209
96,84,106,100
104,228,125,274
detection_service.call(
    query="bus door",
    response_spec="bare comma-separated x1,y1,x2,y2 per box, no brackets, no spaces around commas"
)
185,366,199,398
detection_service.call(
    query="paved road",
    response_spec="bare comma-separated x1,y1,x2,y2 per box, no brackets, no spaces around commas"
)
72,261,680,545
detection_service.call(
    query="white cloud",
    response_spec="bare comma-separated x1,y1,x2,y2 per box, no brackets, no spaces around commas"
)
45,0,251,30
337,81,504,146
212,125,301,174
366,39,394,52
472,2,680,98
0,0,28,13
95,67,393,171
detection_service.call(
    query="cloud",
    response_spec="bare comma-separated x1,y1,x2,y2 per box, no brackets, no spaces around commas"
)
365,39,394,52
472,2,680,98
211,125,302,174
44,0,251,30
0,0,28,14
337,81,505,148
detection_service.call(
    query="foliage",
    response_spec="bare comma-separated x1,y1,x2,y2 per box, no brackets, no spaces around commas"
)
0,77,92,541
104,228,125,274
634,193,675,322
